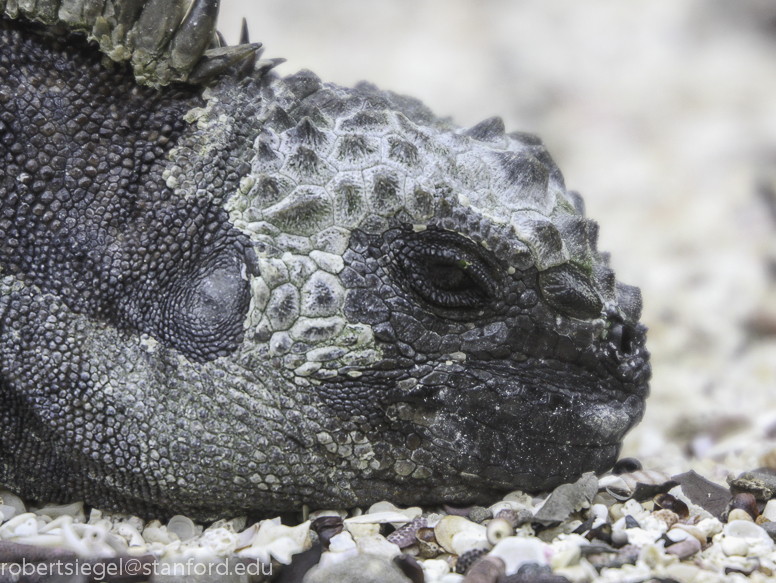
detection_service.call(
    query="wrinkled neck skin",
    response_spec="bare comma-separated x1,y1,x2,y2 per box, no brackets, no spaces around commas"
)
0,17,649,519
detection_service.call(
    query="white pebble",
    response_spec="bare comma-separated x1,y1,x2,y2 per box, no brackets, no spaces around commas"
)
421,558,450,581
355,534,401,559
721,536,749,557
763,500,776,522
489,536,547,575
723,520,774,547
452,528,489,556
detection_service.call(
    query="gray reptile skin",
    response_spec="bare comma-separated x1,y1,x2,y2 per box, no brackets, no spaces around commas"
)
0,1,650,520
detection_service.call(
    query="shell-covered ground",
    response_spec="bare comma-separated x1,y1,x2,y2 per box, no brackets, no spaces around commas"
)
3,1,776,582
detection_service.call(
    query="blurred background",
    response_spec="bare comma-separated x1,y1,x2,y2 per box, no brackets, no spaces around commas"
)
219,0,776,476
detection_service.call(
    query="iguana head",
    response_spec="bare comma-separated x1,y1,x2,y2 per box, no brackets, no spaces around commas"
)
0,1,649,519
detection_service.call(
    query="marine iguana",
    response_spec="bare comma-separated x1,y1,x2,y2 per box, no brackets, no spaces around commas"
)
0,0,650,520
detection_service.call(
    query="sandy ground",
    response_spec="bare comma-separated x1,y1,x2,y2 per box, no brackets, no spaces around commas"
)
218,0,776,470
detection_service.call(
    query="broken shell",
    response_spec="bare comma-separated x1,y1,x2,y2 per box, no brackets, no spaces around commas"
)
311,515,344,549
386,517,427,548
494,508,532,527
167,515,197,542
612,457,643,475
653,493,689,519
434,515,486,555
415,527,441,559
598,470,677,501
486,518,514,545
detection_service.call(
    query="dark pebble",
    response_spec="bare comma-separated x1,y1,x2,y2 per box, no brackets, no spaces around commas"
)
760,521,776,541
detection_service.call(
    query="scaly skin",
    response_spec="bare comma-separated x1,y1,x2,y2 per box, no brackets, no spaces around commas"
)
0,4,649,520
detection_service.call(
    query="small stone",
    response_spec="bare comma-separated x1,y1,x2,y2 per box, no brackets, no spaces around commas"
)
760,521,776,541
729,470,776,501
728,492,759,521
468,507,493,524
666,536,702,559
459,555,504,583
489,537,548,576
721,536,749,557
728,508,754,523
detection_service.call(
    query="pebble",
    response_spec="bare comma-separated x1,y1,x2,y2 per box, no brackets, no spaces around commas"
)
666,535,702,559
489,536,547,576
5,463,776,582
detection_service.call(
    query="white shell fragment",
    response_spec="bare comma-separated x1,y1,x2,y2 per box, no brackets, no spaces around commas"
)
433,515,487,555
167,515,197,541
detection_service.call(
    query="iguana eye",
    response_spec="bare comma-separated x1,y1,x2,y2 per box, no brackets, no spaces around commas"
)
396,236,497,309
